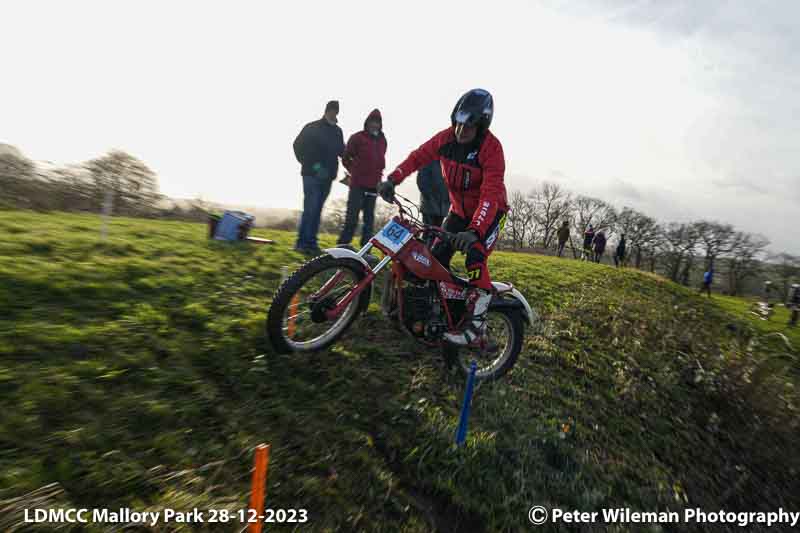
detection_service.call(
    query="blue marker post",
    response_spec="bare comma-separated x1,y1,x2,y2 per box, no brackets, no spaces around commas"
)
455,360,478,447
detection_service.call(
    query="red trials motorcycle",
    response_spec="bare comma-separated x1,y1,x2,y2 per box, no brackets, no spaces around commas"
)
267,196,537,381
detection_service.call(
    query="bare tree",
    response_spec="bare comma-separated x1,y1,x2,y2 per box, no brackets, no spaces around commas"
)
530,182,572,249
0,152,38,209
320,198,349,235
643,225,666,273
725,232,770,295
44,165,95,212
615,207,659,269
83,150,161,215
505,189,536,250
695,220,736,272
769,253,800,300
660,222,701,283
569,195,617,258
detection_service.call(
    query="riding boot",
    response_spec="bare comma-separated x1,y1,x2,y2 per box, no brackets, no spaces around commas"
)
444,288,492,346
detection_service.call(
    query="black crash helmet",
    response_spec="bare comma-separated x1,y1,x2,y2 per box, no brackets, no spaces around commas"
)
450,88,494,132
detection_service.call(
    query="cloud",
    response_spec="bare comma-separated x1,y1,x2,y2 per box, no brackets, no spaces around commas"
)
710,177,768,196
608,179,643,200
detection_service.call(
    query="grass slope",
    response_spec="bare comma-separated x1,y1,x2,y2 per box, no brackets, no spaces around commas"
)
1,211,798,532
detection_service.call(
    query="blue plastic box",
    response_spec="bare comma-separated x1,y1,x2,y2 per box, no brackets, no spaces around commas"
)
213,211,255,241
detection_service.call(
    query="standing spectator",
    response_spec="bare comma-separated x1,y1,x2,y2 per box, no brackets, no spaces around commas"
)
763,280,775,303
614,234,627,267
556,220,570,257
763,280,776,320
700,268,713,297
582,225,595,261
337,109,387,248
592,230,607,263
293,100,345,255
417,160,450,227
788,283,799,327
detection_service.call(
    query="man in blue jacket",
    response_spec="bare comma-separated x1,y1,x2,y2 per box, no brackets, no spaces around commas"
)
700,268,713,297
293,100,345,255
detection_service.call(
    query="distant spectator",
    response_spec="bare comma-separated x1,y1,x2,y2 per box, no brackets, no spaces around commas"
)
337,109,387,249
293,100,345,255
762,280,776,320
592,230,607,263
582,225,595,261
788,283,799,327
417,160,450,227
556,220,570,257
763,280,776,304
614,234,626,267
700,268,713,297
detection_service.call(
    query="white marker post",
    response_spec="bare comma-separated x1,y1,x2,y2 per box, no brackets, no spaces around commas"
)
100,187,113,241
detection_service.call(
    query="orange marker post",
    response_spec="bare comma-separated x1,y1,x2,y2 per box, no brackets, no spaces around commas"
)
282,266,300,339
287,293,300,338
247,444,270,533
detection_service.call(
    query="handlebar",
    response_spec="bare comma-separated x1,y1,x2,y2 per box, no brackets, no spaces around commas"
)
391,193,455,243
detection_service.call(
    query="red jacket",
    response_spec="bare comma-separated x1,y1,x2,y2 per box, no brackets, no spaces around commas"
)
387,127,508,238
342,109,387,189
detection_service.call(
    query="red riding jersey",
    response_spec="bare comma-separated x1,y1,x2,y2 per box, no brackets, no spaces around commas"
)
387,127,508,238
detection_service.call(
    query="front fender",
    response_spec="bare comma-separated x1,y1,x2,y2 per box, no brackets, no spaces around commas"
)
324,247,371,269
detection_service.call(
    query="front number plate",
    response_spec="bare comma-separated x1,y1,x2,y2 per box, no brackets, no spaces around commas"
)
373,220,412,253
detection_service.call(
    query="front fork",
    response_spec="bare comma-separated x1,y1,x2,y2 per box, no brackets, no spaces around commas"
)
323,242,392,320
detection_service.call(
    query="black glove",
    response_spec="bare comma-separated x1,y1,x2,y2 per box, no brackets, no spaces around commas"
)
452,230,479,254
378,180,396,202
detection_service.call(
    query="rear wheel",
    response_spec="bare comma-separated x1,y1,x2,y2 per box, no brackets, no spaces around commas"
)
442,306,524,382
267,255,370,353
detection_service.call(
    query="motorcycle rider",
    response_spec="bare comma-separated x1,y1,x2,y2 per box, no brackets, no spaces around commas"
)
378,89,508,346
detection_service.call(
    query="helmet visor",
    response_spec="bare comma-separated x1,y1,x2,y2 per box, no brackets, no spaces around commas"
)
453,109,477,126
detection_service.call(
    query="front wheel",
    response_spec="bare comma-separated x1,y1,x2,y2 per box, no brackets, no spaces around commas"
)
443,306,524,382
267,255,370,354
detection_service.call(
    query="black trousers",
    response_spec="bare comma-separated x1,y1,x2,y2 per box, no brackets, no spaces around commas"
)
337,187,377,247
432,210,506,290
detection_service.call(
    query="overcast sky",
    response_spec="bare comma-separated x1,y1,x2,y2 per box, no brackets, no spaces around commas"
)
2,0,797,253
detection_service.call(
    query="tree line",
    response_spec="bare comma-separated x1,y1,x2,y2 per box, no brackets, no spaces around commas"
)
499,181,799,298
3,146,796,299
0,147,211,221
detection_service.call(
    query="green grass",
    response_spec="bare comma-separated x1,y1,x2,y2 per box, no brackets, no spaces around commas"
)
1,210,798,532
711,294,799,346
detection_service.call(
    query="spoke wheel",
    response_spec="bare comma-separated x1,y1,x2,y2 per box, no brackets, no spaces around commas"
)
443,306,524,382
267,255,370,353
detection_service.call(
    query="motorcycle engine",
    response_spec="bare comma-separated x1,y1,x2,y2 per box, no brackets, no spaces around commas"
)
402,280,439,338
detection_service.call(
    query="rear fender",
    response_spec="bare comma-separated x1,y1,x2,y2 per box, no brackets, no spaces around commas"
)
490,282,538,328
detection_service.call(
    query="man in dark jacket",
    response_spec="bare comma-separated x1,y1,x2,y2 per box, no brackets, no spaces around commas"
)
582,225,595,261
337,109,387,248
416,160,450,227
614,234,626,267
592,230,607,263
293,100,345,254
556,220,570,257
788,283,799,327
